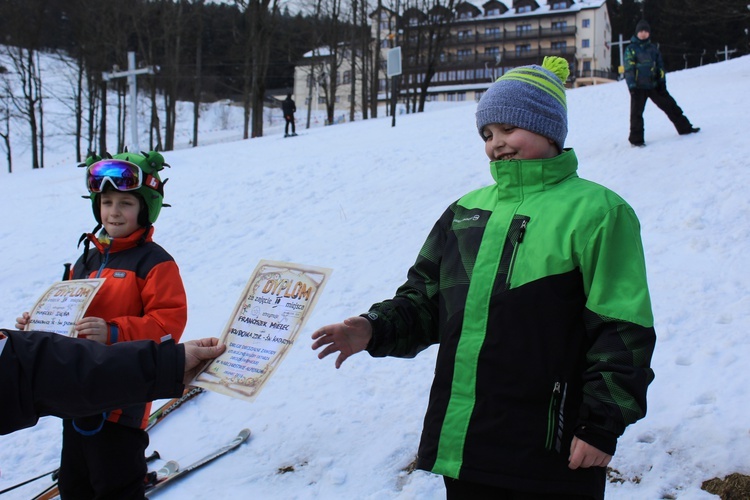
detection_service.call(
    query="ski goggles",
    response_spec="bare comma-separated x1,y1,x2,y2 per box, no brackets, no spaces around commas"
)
86,159,143,193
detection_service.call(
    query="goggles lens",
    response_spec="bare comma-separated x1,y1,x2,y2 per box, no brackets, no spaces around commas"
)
87,159,142,193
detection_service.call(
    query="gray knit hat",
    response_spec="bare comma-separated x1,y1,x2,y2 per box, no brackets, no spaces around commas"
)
476,56,570,152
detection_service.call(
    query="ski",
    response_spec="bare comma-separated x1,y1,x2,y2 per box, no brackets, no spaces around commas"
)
144,460,180,491
146,386,204,432
30,388,201,499
145,428,251,497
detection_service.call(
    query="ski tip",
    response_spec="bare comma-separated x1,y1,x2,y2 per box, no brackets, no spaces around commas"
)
239,428,251,440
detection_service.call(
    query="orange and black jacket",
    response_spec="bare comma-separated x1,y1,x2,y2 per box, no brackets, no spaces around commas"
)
71,226,187,429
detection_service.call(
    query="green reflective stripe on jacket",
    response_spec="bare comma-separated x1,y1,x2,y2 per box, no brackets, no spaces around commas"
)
434,204,514,477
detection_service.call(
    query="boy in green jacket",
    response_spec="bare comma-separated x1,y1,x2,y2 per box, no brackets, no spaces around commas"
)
312,56,656,499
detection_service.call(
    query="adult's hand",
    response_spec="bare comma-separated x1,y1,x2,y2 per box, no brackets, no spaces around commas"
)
183,338,226,385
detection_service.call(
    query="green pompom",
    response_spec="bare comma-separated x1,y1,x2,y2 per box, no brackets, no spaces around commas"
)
542,56,570,83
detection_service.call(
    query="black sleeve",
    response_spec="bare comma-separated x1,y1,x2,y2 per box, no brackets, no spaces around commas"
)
0,329,185,435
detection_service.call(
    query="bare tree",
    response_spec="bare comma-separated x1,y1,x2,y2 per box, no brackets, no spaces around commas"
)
236,0,280,139
162,0,185,150
192,1,205,147
317,0,349,125
400,0,455,112
5,45,43,168
0,68,13,173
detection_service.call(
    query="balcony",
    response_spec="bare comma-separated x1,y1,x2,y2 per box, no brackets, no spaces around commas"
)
451,25,577,45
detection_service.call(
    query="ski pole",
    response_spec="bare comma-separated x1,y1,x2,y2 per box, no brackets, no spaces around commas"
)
0,468,58,496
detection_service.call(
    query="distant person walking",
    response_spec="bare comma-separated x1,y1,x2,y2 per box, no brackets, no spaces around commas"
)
282,93,297,137
624,19,700,147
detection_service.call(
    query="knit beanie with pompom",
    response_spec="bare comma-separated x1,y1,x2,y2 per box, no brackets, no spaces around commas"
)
475,56,570,152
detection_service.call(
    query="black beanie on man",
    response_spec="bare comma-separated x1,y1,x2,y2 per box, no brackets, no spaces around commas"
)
635,19,651,34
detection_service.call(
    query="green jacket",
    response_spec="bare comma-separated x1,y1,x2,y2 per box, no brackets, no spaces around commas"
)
365,149,655,498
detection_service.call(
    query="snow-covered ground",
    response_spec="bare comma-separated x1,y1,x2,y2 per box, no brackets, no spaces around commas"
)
1,54,749,499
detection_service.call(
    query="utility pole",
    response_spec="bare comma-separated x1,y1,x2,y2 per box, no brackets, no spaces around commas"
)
102,52,154,152
610,34,630,79
387,0,402,128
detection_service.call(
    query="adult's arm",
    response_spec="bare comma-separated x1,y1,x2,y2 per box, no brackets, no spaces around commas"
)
0,329,185,435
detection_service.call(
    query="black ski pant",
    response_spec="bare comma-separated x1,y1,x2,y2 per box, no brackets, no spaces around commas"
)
58,419,149,500
444,477,596,500
285,114,296,135
629,87,692,144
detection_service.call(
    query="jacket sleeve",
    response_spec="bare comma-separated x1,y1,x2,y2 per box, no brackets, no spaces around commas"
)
365,209,451,358
575,203,656,454
655,48,667,85
0,329,185,435
623,46,636,89
110,260,188,344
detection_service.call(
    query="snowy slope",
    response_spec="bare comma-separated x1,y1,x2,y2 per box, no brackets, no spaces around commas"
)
0,56,749,499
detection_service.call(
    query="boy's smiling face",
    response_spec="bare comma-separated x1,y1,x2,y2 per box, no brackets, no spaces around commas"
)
99,190,142,238
482,123,559,161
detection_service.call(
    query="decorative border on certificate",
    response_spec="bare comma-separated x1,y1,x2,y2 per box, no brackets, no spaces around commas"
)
193,260,332,402
26,279,105,337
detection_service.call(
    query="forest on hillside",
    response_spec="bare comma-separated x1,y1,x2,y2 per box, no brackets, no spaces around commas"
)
0,0,746,170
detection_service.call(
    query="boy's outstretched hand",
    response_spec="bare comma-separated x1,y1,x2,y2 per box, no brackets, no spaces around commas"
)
568,437,612,469
311,316,373,369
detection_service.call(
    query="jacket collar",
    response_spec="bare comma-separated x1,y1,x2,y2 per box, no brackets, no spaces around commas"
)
88,226,153,253
489,148,578,202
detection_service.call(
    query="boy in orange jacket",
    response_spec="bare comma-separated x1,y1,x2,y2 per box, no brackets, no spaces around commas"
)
17,151,188,499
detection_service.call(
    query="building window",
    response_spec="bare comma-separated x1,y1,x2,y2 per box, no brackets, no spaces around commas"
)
457,92,466,101
517,5,531,13
318,96,325,104
343,70,351,84
409,17,419,26
582,19,590,28
457,49,473,61
551,41,567,50
516,24,532,35
486,8,500,15
379,78,387,91
515,44,531,55
582,39,590,48
485,46,500,58
551,21,567,30
551,2,567,9
485,27,500,39
458,29,473,40
583,61,591,71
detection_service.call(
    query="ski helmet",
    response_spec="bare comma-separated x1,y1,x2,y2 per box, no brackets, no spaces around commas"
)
83,150,168,226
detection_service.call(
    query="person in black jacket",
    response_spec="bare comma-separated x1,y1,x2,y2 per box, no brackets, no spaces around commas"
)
282,93,297,137
0,329,224,435
624,19,699,147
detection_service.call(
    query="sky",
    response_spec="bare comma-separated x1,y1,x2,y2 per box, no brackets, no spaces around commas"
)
0,54,749,499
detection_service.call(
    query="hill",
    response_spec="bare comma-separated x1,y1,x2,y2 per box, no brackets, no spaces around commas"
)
1,56,749,499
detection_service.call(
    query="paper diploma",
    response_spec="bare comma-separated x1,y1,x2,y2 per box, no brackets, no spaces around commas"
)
26,279,105,337
193,260,332,402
